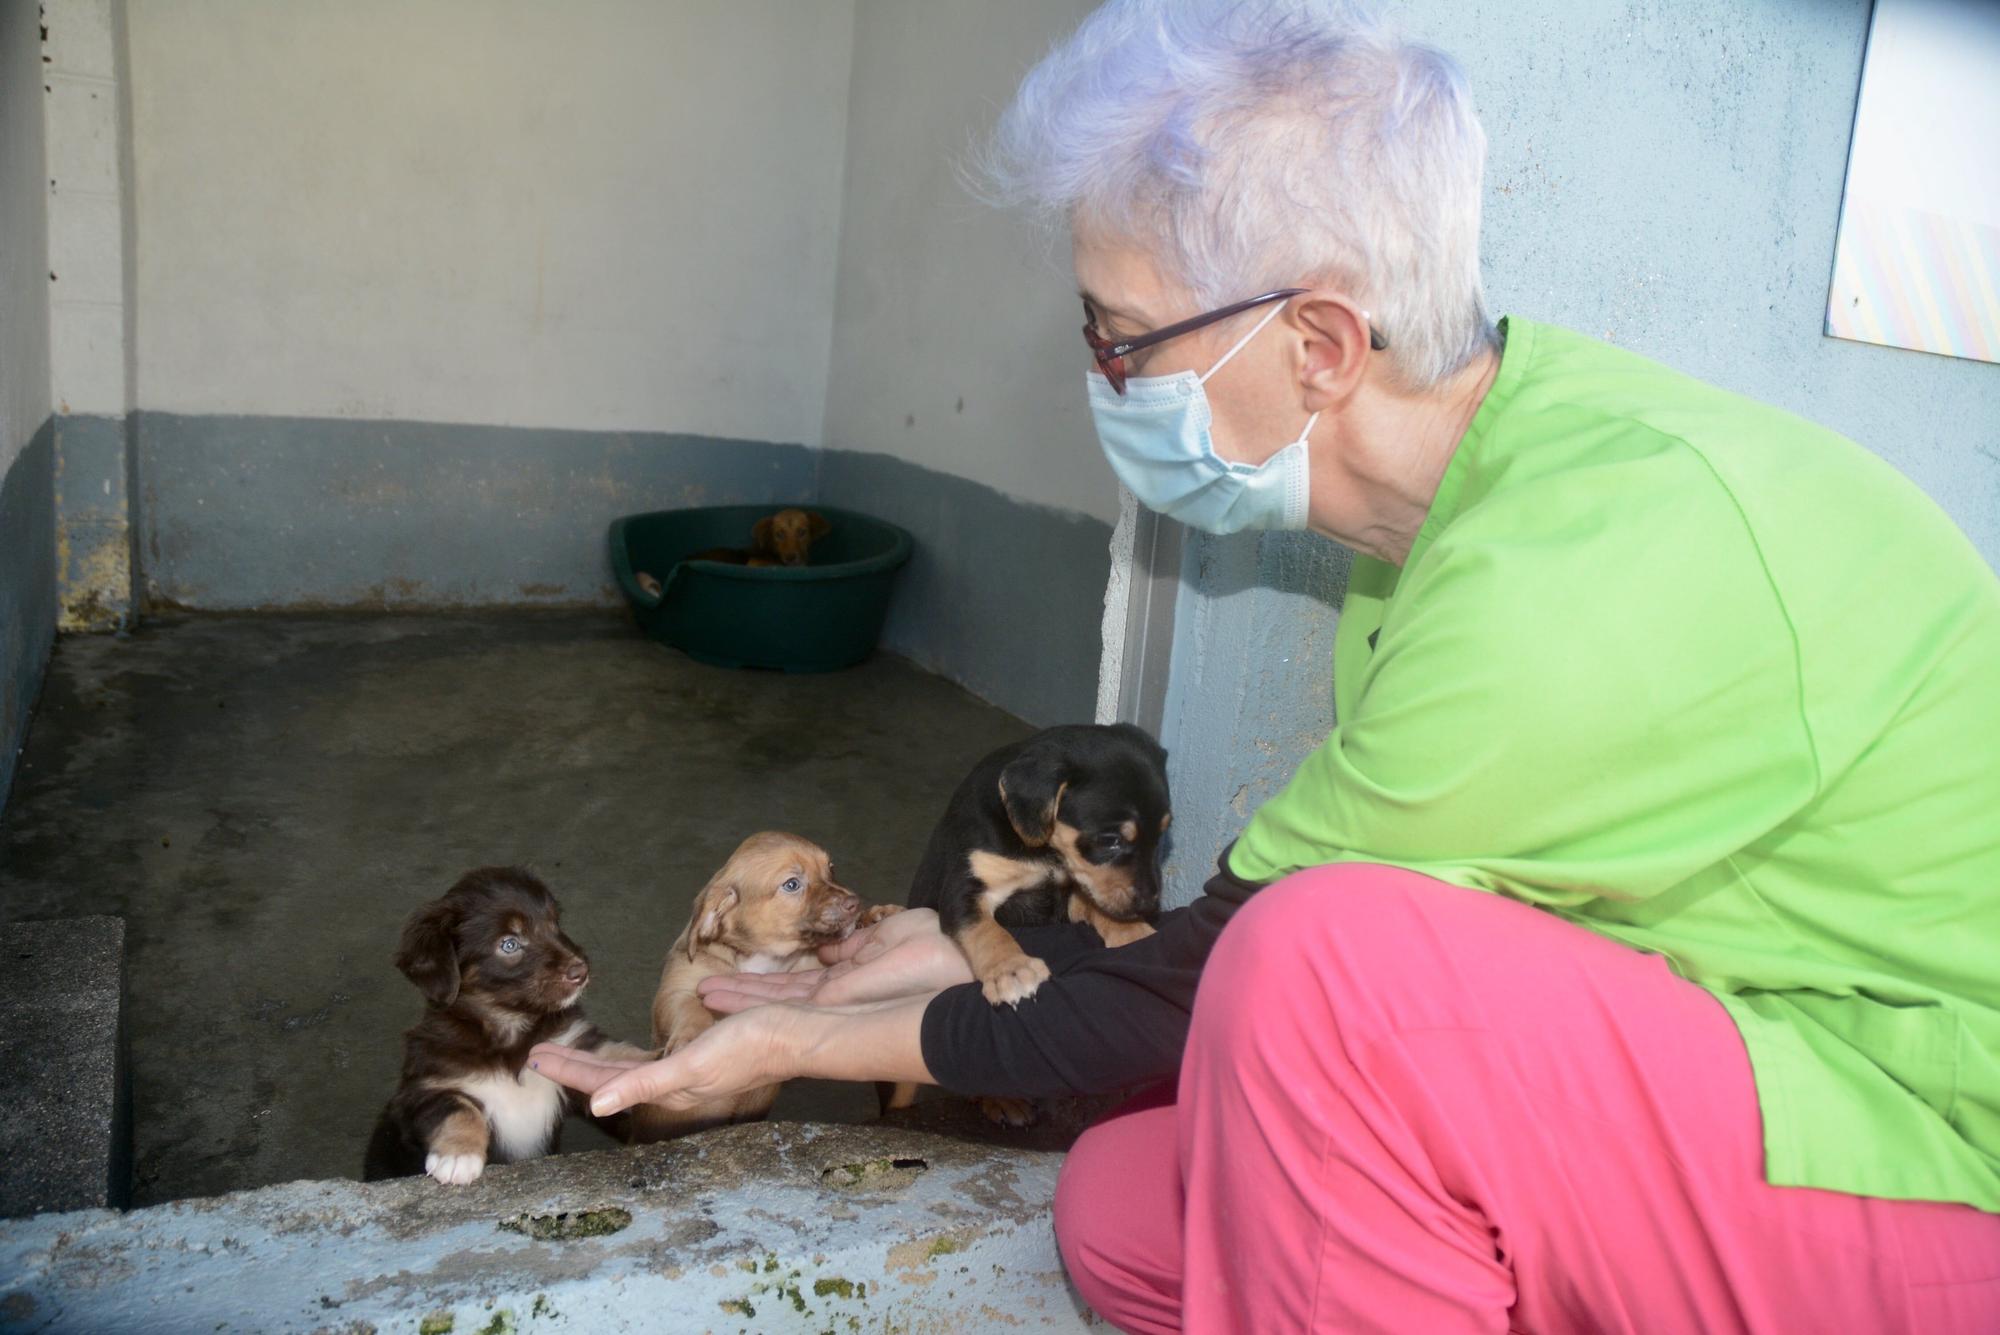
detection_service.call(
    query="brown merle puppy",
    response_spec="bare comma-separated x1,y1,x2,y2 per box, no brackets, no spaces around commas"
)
362,867,647,1185
910,723,1172,1007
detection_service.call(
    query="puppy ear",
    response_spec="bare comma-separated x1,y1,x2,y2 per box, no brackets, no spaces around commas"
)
1109,722,1168,771
998,744,1069,848
394,900,461,1006
807,511,831,539
687,880,742,961
751,516,776,551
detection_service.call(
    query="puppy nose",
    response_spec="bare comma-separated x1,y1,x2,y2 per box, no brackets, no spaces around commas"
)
564,960,589,984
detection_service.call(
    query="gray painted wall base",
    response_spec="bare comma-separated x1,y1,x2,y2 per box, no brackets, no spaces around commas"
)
122,417,1110,728
0,1117,1092,1334
52,414,136,632
0,420,56,810
818,449,1111,727
135,413,819,611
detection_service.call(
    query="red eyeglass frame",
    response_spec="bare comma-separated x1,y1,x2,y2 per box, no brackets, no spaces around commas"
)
1083,287,1388,394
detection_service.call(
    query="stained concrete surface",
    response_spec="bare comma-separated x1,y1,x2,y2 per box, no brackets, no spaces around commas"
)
0,612,1034,1206
0,1110,1095,1334
0,917,129,1219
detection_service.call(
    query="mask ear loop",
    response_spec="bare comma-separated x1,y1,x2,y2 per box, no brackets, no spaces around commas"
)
1196,299,1292,385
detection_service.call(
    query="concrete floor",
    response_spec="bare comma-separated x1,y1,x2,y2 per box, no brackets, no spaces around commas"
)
0,612,1034,1205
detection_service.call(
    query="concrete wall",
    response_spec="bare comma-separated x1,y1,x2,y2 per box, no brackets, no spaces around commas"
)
0,0,50,482
136,414,814,609
126,0,853,444
820,0,1111,724
117,0,854,610
1,0,56,807
24,0,1117,723
1158,0,2000,904
45,0,139,631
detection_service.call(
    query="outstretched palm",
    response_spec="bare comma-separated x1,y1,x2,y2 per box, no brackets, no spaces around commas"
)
699,907,972,1013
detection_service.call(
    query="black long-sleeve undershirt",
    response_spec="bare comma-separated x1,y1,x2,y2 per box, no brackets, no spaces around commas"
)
918,848,1266,1097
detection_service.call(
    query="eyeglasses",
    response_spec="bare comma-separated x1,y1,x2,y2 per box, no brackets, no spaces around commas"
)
1083,288,1388,395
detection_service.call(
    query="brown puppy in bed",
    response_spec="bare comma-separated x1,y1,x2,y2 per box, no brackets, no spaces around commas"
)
625,831,897,1143
637,509,832,591
363,867,649,1184
681,508,833,569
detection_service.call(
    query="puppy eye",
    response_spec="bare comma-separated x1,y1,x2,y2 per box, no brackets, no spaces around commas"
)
1095,831,1127,850
780,877,803,894
498,936,523,954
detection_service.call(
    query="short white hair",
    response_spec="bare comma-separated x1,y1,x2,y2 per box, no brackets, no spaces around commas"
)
979,0,1496,388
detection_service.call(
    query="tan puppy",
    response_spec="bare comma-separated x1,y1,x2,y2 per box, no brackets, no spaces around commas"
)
625,832,897,1143
751,508,831,567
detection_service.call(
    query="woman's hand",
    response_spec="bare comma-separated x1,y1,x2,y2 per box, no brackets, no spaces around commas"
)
698,907,972,1014
530,1004,803,1118
532,994,939,1114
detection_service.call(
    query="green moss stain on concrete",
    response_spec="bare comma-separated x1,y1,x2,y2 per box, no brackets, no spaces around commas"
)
813,1277,856,1299
820,1156,929,1191
418,1314,454,1335
496,1207,632,1241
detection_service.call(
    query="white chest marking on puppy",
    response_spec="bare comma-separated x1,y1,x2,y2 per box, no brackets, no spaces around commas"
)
737,950,806,975
459,1019,588,1161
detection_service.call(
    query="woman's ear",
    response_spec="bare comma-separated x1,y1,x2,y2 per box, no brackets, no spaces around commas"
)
1292,290,1375,412
998,744,1069,847
687,880,742,960
394,900,461,1006
807,511,832,540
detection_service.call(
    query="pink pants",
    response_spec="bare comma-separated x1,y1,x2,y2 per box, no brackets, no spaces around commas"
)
1054,864,2000,1333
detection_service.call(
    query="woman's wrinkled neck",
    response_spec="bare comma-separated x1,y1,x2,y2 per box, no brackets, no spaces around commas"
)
1312,345,1499,565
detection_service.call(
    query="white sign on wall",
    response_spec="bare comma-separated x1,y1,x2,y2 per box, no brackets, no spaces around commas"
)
1825,0,2000,365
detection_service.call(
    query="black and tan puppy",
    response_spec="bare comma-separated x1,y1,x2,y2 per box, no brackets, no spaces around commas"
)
363,867,647,1185
909,723,1172,1007
625,832,898,1144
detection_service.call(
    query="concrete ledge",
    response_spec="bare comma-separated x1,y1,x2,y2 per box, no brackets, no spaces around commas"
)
0,1114,1095,1333
0,917,129,1221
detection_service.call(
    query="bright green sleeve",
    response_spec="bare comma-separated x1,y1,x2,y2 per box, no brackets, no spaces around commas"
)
1229,451,1820,905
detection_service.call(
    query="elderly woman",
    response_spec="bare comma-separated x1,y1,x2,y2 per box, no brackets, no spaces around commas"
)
534,2,2000,1329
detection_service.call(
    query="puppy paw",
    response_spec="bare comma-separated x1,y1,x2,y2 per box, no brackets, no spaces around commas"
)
979,954,1051,1007
975,1095,1039,1128
424,1151,485,1185
860,903,904,927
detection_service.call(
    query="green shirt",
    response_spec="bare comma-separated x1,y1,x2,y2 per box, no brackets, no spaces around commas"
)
1231,317,2000,1210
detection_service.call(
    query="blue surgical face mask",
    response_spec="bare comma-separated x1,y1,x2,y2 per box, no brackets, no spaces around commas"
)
1086,300,1320,535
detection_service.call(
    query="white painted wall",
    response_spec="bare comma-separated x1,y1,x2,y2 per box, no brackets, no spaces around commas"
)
1,0,52,469
821,0,1118,523
124,0,855,445
45,0,132,419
